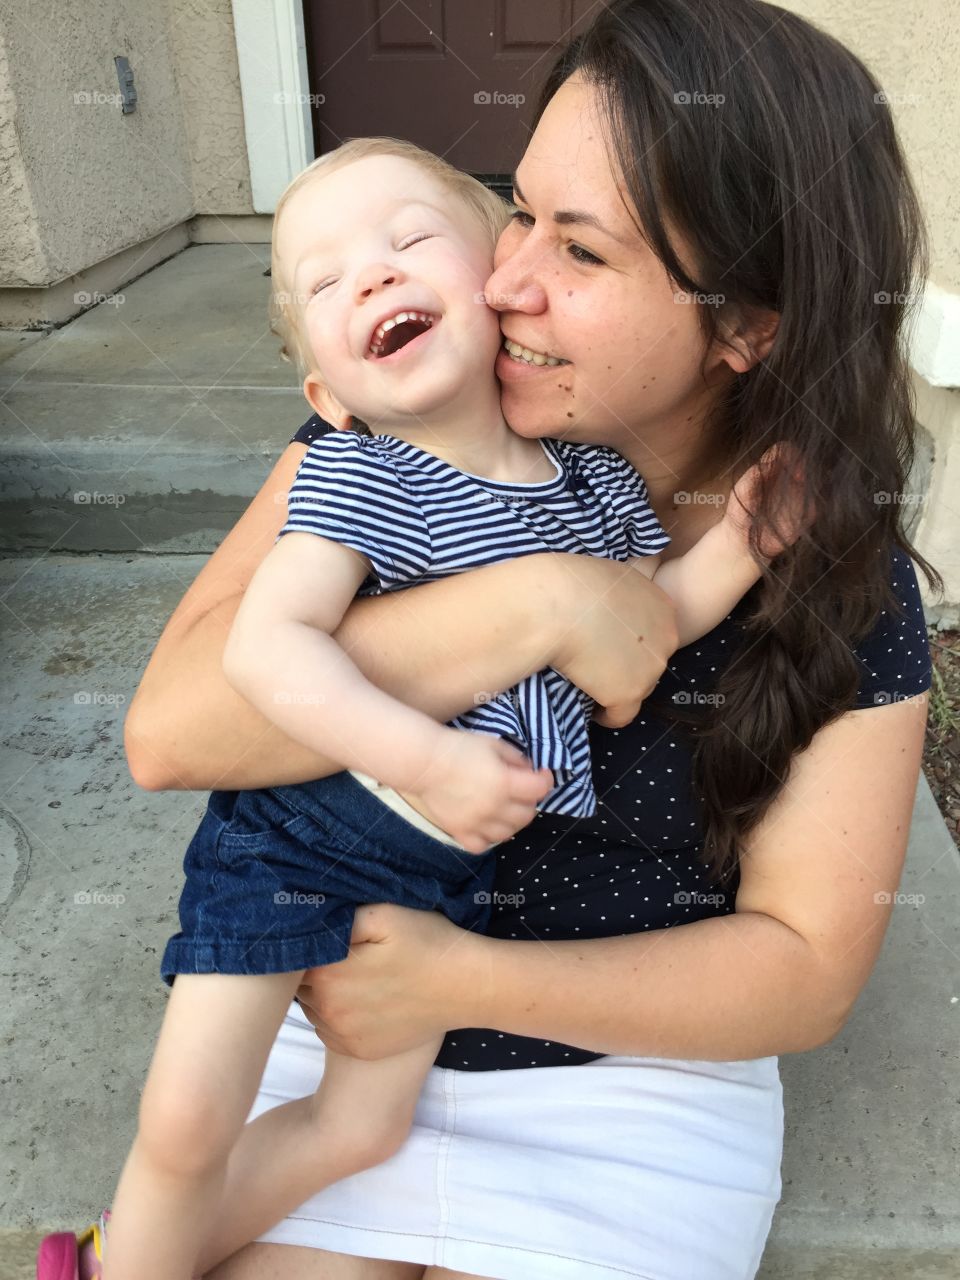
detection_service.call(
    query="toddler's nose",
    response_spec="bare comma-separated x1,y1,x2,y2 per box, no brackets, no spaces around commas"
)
356,262,404,301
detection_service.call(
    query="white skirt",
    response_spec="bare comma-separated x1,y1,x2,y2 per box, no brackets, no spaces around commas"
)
250,1003,784,1280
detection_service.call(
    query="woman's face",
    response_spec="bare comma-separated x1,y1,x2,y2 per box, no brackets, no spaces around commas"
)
486,75,734,474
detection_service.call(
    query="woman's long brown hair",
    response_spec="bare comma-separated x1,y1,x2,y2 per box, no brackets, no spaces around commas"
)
537,0,942,886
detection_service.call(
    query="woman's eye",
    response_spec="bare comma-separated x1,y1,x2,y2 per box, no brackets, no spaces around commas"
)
310,278,334,296
568,244,604,266
399,232,433,249
510,209,602,266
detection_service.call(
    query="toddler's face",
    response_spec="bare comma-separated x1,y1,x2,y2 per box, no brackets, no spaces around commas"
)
276,155,502,427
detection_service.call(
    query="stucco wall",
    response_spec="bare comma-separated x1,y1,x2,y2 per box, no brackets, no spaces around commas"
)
167,0,253,217
785,0,960,294
0,2,194,288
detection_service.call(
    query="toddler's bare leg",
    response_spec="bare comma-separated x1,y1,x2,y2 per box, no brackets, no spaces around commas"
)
197,1033,444,1274
104,971,302,1280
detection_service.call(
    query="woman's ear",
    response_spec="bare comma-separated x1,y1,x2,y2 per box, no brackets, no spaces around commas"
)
302,371,354,431
715,306,780,374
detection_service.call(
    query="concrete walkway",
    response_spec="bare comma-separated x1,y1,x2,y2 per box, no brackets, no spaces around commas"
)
1,246,958,1279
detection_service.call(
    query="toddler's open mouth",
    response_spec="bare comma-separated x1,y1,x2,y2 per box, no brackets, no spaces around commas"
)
368,311,438,359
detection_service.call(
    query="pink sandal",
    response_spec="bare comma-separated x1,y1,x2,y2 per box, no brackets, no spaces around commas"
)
35,1211,109,1280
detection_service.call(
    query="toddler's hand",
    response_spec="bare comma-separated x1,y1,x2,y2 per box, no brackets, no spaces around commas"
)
725,441,814,560
405,732,553,854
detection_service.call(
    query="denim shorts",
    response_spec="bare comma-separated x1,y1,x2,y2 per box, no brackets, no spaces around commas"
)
160,771,496,983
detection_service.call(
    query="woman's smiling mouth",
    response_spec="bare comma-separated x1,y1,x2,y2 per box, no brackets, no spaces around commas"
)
502,337,569,367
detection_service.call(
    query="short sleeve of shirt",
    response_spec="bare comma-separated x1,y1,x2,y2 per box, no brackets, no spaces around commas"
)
850,545,932,708
277,431,431,590
290,414,334,447
590,445,671,557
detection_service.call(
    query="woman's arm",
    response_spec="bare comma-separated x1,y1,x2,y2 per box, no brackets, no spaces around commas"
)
299,693,928,1060
125,441,678,792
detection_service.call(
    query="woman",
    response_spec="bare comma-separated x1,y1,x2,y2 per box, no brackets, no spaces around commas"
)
124,1,938,1277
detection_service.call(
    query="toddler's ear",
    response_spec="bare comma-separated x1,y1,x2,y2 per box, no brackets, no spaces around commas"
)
302,372,355,431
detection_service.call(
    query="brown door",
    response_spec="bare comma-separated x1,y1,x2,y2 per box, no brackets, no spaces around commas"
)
304,1,598,178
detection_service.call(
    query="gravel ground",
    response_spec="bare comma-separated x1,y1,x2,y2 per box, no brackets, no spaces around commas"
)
923,628,960,850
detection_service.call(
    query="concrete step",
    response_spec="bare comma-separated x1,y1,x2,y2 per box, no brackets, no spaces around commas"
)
0,553,958,1270
0,244,311,553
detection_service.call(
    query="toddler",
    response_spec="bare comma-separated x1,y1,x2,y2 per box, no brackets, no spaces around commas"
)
103,137,781,1279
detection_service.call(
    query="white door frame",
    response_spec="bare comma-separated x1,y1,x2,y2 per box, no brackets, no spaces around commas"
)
231,0,315,213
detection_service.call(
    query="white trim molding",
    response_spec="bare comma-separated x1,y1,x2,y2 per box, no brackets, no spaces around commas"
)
231,0,315,213
909,280,960,388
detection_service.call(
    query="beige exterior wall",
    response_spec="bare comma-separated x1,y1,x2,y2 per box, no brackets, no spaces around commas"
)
0,0,252,294
167,0,253,217
0,2,193,287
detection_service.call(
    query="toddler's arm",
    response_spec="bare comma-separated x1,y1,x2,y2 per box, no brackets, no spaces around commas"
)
639,516,764,648
222,532,550,850
636,448,809,649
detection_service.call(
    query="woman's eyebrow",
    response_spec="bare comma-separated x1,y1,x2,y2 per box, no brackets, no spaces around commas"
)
511,171,630,247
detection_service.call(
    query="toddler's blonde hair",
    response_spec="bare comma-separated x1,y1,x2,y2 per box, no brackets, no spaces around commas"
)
269,137,512,379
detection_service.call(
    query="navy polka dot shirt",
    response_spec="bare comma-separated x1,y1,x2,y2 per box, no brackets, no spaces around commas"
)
290,417,933,1072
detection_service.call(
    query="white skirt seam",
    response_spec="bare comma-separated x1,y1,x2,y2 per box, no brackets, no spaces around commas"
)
275,1215,660,1278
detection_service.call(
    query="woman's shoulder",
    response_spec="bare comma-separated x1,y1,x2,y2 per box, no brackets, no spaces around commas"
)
290,413,333,447
848,543,932,708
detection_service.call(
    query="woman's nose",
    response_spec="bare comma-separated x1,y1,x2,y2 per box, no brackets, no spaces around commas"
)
482,257,547,315
356,262,404,301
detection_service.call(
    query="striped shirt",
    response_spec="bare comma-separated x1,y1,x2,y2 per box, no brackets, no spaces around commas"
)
277,431,670,818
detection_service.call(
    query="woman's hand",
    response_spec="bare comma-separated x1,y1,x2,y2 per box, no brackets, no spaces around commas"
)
296,903,489,1059
548,555,678,728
